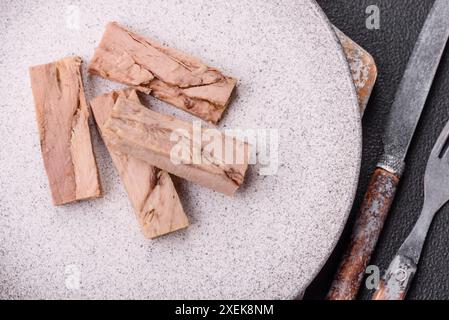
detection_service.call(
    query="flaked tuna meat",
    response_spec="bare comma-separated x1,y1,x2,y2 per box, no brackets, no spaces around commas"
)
90,89,189,239
29,56,101,205
103,97,250,196
89,22,237,124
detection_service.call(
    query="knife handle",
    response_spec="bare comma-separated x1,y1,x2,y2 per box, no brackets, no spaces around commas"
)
372,255,417,300
327,168,400,300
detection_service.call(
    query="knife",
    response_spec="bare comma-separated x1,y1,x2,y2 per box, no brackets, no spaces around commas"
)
327,0,449,300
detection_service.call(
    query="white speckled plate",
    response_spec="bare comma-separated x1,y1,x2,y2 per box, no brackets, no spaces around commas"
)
0,0,361,299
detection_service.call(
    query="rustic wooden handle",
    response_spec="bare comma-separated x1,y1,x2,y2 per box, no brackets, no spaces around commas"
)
372,255,417,300
327,168,400,300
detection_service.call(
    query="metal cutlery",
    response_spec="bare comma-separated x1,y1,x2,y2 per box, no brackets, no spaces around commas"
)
372,119,449,300
327,0,449,300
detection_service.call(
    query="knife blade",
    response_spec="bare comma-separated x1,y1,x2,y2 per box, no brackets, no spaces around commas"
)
381,0,449,174
327,0,449,300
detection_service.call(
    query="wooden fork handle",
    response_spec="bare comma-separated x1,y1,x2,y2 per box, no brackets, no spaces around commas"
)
372,255,417,300
327,168,400,300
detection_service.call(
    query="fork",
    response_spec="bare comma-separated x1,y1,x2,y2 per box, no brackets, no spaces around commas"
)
372,120,449,300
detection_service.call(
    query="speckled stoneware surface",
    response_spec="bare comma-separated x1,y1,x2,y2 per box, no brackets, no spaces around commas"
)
0,0,361,299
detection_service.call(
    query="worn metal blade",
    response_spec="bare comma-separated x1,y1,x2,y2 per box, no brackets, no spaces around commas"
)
382,0,449,172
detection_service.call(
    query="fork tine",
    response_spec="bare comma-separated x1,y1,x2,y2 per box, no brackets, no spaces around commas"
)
432,120,449,158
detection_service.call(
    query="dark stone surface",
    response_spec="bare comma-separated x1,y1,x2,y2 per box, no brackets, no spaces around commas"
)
304,0,449,300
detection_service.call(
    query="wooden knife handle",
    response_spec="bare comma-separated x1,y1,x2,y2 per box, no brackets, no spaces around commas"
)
372,255,417,300
327,168,400,300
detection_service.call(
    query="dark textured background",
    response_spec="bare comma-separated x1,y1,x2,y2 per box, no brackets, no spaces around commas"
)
304,0,449,300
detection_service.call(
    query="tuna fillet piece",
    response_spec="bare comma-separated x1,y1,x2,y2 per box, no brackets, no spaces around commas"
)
103,97,250,197
88,22,237,124
29,56,101,205
91,89,189,239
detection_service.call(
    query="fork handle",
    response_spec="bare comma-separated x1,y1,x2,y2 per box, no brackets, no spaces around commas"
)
372,255,417,300
327,168,400,300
